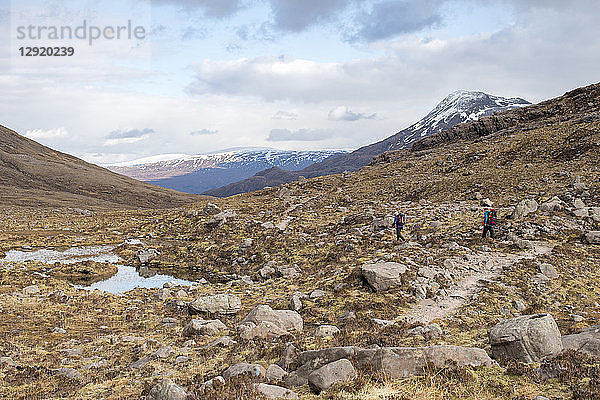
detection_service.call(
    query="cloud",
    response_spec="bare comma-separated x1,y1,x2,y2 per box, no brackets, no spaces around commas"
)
272,110,298,120
104,128,154,146
348,0,445,42
25,127,69,139
190,129,218,136
152,0,243,18
181,26,208,41
267,128,334,141
328,106,377,121
267,0,351,33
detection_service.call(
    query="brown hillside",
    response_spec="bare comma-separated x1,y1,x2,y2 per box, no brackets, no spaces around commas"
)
0,124,199,209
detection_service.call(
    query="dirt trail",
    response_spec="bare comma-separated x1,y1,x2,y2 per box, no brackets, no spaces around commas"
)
404,242,554,325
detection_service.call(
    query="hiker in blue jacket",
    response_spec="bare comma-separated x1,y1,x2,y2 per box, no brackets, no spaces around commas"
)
392,211,406,241
482,208,497,239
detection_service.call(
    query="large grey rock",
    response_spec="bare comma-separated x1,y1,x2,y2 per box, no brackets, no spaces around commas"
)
182,319,228,337
585,231,600,244
239,305,303,332
239,321,291,340
538,263,559,280
148,378,187,400
562,324,600,357
308,359,356,393
361,262,407,292
206,210,236,229
540,197,563,212
188,294,241,315
266,364,288,382
256,383,298,399
372,345,494,378
511,199,538,219
489,314,562,363
222,363,266,380
314,325,340,338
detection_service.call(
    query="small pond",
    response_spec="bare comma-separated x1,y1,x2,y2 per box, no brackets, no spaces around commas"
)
0,244,196,294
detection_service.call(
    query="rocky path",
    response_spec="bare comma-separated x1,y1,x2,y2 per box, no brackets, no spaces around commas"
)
404,242,554,325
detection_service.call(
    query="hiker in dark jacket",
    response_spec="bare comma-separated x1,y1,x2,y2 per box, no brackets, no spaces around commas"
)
482,208,497,239
392,211,406,241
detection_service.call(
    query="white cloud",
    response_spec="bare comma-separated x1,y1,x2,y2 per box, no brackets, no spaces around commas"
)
273,110,298,120
190,129,219,136
328,106,377,121
25,127,69,139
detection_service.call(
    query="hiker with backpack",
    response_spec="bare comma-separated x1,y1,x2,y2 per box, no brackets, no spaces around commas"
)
392,211,406,241
482,208,497,239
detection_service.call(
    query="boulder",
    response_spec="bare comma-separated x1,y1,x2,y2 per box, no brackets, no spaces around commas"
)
256,383,298,399
277,343,299,370
314,325,340,338
239,305,303,332
206,210,236,229
182,319,228,337
540,197,563,212
372,345,494,378
222,363,266,380
203,203,221,215
538,263,559,280
148,378,187,400
22,285,40,295
361,262,407,292
511,199,538,219
308,359,356,393
585,231,600,244
488,314,562,363
239,321,291,340
562,324,600,357
289,294,302,312
266,364,288,382
188,294,241,315
137,248,159,264
480,198,494,207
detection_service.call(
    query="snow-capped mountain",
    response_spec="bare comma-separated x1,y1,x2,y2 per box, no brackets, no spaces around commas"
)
389,91,531,150
205,91,531,197
108,148,346,194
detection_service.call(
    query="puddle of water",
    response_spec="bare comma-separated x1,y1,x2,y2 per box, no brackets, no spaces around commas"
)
0,244,196,294
0,245,120,264
74,265,195,294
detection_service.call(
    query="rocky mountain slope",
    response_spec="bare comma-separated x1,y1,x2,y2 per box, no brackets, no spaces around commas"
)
108,149,346,195
205,91,529,197
0,124,198,209
0,82,599,400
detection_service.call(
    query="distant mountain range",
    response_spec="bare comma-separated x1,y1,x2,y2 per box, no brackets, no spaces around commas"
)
0,125,198,209
203,91,530,197
107,149,347,195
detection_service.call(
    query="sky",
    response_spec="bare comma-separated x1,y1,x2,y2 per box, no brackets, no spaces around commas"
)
0,0,599,165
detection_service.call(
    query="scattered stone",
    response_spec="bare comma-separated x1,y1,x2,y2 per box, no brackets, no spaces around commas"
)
407,323,443,340
308,359,356,393
310,290,326,299
155,289,172,301
152,346,174,359
199,376,225,393
314,325,340,338
538,263,559,280
137,248,160,264
239,305,303,332
361,261,407,292
205,336,237,348
0,357,17,368
203,203,221,215
161,318,178,328
278,343,299,370
562,324,600,357
148,378,187,400
188,294,242,315
511,199,538,219
570,314,585,323
512,300,527,312
266,364,288,382
338,311,356,322
182,319,228,337
222,363,266,380
585,231,600,244
53,327,67,334
480,198,493,207
256,383,298,399
489,314,562,363
22,285,40,295
540,197,563,212
289,294,302,312
53,368,81,380
174,356,189,365
206,210,236,229
130,356,152,369
372,318,396,328
59,348,82,357
372,345,494,378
